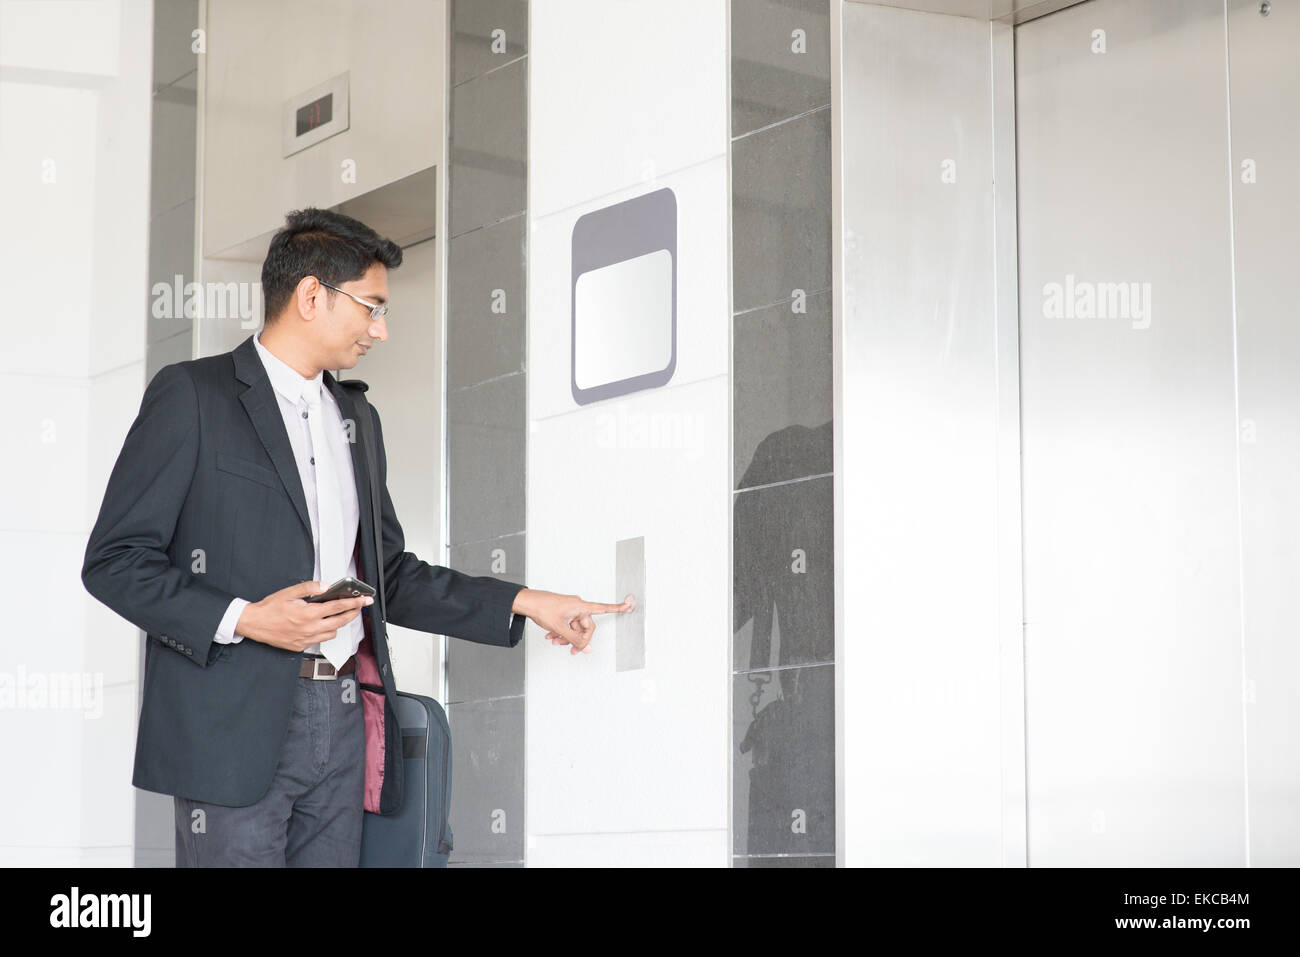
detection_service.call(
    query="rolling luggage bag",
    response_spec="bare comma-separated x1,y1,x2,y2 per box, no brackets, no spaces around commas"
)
343,379,455,868
358,689,454,867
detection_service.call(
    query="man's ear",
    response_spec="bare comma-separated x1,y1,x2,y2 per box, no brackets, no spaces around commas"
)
294,275,323,324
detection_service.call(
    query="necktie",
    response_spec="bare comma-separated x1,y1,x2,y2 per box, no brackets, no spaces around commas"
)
301,379,350,669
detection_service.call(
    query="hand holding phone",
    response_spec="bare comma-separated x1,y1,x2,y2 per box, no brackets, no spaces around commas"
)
235,579,376,653
303,576,377,603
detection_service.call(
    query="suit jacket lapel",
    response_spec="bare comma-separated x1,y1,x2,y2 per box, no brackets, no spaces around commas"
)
325,371,378,587
232,334,313,540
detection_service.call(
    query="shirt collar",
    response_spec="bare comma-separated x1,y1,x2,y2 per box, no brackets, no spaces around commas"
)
253,331,325,406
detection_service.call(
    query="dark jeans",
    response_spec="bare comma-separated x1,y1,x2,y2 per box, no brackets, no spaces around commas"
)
173,670,365,867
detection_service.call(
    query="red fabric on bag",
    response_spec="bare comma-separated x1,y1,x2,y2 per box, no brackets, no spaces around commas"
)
356,614,386,814
351,535,384,814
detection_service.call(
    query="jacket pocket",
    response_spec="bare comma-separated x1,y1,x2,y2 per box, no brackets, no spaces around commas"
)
215,450,280,490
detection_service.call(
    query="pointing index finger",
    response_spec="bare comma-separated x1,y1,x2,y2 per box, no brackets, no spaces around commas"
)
585,595,636,614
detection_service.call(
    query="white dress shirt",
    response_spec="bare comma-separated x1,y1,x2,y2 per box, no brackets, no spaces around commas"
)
213,332,364,660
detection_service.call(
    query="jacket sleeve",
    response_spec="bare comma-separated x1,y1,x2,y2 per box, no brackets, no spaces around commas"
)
81,363,238,667
367,401,527,648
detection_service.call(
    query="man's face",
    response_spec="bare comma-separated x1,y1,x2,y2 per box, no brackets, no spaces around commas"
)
315,261,389,370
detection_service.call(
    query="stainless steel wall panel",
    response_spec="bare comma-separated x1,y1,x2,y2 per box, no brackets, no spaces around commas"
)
1016,0,1246,865
1226,0,1300,867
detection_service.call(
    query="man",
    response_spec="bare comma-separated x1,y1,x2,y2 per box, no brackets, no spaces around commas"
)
82,207,632,867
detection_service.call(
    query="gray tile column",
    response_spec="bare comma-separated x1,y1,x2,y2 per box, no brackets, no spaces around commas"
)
138,0,199,868
445,0,529,868
730,0,835,867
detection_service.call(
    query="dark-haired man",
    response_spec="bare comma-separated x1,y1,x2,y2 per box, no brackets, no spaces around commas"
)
82,207,632,866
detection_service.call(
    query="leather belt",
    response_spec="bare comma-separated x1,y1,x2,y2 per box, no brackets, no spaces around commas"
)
299,654,356,680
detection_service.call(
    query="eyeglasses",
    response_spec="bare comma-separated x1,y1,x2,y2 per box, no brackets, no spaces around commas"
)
317,279,388,321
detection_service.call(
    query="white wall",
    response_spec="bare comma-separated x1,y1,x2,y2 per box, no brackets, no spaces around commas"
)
525,0,731,866
0,0,154,865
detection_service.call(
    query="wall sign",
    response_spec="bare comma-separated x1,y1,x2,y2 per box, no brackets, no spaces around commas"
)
571,187,677,405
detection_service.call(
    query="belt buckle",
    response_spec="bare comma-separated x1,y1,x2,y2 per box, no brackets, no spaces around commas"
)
311,657,336,681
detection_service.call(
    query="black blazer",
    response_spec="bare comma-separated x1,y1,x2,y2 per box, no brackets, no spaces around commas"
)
81,333,526,810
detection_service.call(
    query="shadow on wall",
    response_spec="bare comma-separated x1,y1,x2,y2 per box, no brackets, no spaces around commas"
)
733,420,834,860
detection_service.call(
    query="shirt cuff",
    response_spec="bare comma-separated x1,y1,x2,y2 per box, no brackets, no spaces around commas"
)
215,597,250,645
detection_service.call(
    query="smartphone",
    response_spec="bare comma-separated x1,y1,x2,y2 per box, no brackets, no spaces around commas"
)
303,576,377,603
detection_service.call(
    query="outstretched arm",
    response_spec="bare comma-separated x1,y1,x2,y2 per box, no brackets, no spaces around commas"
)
368,402,634,650
368,401,528,646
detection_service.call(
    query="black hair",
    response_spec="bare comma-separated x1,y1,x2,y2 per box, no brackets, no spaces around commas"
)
260,207,402,323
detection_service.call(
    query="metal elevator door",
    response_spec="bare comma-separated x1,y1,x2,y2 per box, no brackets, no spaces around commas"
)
1014,0,1299,865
